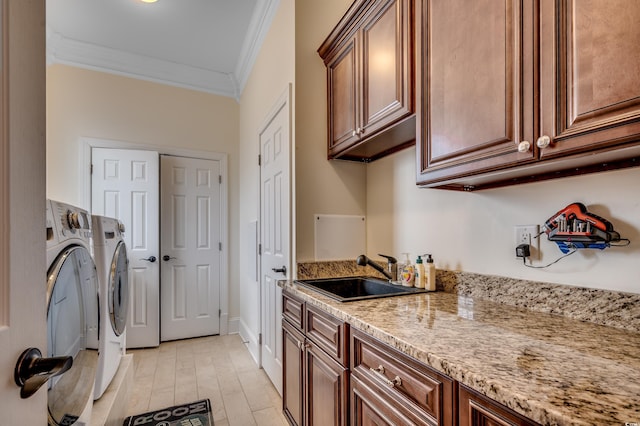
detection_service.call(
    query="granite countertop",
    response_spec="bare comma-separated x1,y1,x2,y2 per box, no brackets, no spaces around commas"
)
282,280,640,426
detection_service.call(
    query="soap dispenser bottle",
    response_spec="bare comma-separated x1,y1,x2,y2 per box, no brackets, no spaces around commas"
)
400,253,415,287
414,255,425,289
425,254,436,291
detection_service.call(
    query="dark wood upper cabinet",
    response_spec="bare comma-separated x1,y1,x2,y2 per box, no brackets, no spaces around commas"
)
416,0,640,190
539,1,640,159
319,0,416,162
416,0,535,187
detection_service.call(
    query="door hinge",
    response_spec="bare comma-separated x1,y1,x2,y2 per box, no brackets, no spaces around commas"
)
258,243,262,256
90,164,93,175
219,309,221,318
219,242,222,251
258,154,261,166
258,333,262,345
218,175,222,184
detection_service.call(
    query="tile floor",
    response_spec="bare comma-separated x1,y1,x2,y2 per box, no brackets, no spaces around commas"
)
126,334,288,426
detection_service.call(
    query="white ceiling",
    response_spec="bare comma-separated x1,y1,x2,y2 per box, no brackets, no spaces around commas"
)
46,0,279,99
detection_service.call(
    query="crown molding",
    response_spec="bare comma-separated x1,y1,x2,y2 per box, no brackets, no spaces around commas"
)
234,0,280,98
45,0,280,100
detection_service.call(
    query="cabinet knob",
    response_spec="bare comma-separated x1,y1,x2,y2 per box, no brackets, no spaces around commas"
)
517,140,531,153
536,135,551,148
352,130,357,137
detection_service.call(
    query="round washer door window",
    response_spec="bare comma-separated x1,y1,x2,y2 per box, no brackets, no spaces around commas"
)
46,245,99,426
109,240,129,336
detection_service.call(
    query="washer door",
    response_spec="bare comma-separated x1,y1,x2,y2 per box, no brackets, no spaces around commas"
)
46,245,99,426
110,240,129,336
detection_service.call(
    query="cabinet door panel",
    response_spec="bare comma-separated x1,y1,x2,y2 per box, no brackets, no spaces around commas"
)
283,320,305,426
362,0,413,135
417,0,534,185
307,341,349,426
328,37,360,154
540,0,640,158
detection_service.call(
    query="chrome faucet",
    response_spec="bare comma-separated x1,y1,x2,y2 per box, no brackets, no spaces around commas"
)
356,253,397,282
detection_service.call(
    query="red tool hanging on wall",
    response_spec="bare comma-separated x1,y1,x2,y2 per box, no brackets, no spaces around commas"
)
543,202,623,253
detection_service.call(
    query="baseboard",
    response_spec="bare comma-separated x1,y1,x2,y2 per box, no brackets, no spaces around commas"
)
227,316,240,334
220,312,229,335
238,319,260,365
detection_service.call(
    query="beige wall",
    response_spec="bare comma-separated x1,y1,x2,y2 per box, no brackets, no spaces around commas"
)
295,0,367,261
367,148,640,294
46,64,242,316
237,0,295,355
295,1,640,294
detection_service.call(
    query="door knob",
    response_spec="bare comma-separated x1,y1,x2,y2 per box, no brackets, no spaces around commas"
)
272,265,287,275
141,256,157,263
162,255,177,261
14,348,72,399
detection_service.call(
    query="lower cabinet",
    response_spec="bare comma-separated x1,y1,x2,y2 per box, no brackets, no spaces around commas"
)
458,384,539,426
350,329,455,426
283,321,305,425
282,291,349,426
283,290,541,426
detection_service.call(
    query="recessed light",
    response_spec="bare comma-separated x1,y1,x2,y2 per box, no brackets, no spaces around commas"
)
140,0,158,3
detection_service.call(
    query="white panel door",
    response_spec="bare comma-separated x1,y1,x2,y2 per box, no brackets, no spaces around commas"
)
0,0,47,422
260,91,291,395
92,148,160,348
160,155,221,341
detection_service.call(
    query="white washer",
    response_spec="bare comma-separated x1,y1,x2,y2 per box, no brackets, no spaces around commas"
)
46,199,100,425
92,214,130,400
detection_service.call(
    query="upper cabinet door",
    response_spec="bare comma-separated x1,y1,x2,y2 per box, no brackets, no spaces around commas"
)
539,0,640,159
361,0,413,137
326,35,360,155
320,0,415,162
416,0,535,187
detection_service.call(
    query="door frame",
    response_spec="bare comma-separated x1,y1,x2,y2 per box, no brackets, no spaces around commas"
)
80,137,230,335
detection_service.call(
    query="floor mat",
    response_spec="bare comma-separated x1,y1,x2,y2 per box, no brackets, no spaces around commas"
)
123,399,213,426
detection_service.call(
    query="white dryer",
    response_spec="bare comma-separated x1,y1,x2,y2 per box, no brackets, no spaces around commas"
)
92,215,130,400
46,199,100,425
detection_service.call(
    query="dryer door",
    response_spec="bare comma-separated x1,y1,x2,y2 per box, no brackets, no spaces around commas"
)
110,240,130,336
46,245,99,426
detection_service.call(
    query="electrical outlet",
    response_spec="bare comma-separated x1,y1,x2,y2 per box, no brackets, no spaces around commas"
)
514,225,540,259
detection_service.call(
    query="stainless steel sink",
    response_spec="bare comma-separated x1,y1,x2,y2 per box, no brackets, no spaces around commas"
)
294,276,426,302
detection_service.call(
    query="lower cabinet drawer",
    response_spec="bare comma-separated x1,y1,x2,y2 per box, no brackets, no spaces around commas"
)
351,373,437,425
458,384,540,426
351,329,455,426
283,290,305,331
306,303,349,367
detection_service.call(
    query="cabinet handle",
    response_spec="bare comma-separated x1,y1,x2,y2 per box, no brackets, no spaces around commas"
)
536,135,551,149
369,364,402,388
369,365,385,374
385,376,402,388
352,130,357,137
517,140,531,153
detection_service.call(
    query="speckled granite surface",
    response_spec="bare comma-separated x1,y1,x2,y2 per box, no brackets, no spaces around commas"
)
438,270,640,333
283,280,640,426
297,261,640,333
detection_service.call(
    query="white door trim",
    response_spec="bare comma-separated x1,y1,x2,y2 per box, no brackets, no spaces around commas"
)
81,137,230,335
